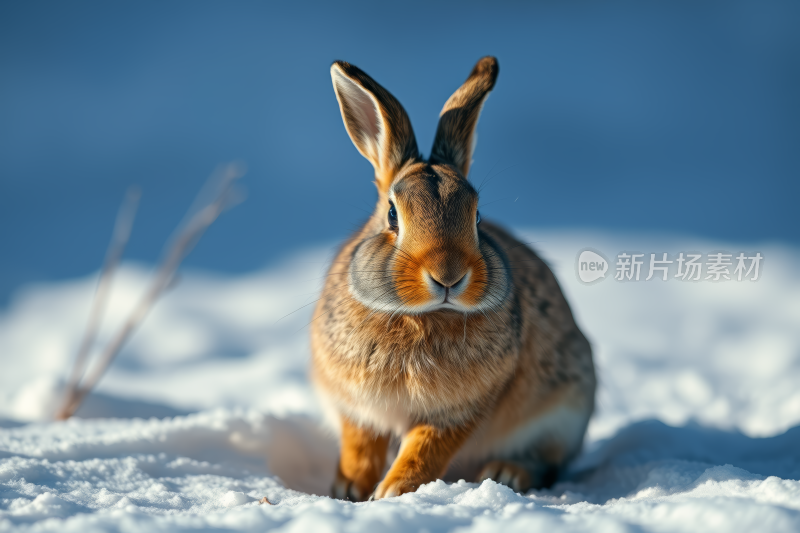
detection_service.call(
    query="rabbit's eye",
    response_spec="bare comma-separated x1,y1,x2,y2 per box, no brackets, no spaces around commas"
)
388,202,398,229
476,210,482,225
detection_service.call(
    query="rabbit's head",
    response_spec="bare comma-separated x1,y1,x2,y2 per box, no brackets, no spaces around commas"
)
331,57,509,315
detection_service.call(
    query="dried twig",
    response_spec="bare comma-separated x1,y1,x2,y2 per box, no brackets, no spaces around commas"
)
55,187,141,420
55,163,245,420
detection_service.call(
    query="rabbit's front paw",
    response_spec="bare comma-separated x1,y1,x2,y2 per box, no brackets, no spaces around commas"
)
331,468,375,502
477,461,531,493
372,472,421,500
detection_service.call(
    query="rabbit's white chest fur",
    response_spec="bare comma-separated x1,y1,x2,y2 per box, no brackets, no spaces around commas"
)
315,346,512,436
346,388,416,436
314,373,415,436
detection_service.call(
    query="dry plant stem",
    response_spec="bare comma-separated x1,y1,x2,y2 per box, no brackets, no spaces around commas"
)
56,163,245,420
56,187,141,420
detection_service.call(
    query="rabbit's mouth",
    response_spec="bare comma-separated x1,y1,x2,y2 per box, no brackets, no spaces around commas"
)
400,268,489,313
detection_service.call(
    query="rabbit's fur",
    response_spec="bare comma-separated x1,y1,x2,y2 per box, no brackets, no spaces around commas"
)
311,57,595,500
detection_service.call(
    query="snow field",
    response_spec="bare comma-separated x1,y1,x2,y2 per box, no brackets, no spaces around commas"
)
1,229,799,531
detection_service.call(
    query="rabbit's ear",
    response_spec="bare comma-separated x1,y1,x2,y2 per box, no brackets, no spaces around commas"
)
331,61,419,189
430,57,498,178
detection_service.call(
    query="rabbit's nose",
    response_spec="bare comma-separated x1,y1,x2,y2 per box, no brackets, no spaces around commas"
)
428,271,467,289
423,248,471,290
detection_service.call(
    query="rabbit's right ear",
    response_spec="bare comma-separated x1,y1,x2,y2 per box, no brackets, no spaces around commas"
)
430,57,498,178
331,61,419,190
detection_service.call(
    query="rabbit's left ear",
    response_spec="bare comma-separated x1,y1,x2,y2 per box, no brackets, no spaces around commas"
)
430,57,498,178
331,61,419,190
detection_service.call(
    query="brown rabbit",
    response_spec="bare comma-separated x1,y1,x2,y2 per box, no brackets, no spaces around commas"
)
311,57,595,501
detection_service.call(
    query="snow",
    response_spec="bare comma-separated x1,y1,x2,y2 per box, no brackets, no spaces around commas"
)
1,229,799,532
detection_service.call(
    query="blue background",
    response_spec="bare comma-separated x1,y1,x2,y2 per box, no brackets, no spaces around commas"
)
1,0,798,306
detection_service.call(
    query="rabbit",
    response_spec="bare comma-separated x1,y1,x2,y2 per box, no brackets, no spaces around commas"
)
311,56,595,501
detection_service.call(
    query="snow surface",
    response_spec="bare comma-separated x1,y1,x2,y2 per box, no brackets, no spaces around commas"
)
1,229,799,532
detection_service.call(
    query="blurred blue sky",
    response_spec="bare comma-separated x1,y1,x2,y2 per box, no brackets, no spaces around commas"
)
1,0,798,306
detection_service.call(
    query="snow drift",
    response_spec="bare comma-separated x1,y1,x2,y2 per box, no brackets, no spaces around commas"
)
1,229,799,532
